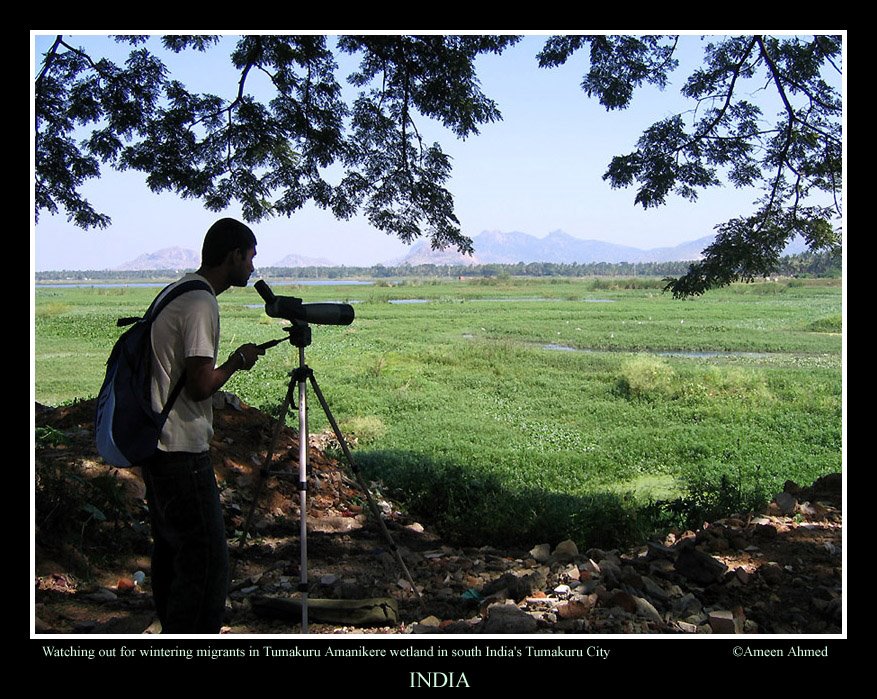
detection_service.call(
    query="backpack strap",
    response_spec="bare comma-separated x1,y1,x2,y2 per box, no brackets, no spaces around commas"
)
147,279,214,322
116,279,214,327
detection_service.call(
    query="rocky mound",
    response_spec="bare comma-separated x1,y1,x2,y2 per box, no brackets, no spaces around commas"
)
33,396,842,635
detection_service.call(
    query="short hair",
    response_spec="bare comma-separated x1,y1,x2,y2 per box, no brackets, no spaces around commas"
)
201,218,257,267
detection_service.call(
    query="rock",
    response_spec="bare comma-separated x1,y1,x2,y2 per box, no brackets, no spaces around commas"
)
707,609,744,634
783,479,803,496
529,544,551,563
774,491,798,515
557,599,593,620
585,547,609,561
646,541,676,560
553,539,579,560
480,604,539,634
649,558,676,579
606,590,638,614
730,535,749,550
797,501,823,517
83,588,118,603
482,570,547,601
759,562,784,584
639,574,670,602
620,565,643,587
675,547,727,585
563,564,581,581
707,610,736,633
597,558,622,585
672,593,702,617
576,579,600,595
805,473,842,506
634,596,663,624
581,558,601,575
310,515,365,533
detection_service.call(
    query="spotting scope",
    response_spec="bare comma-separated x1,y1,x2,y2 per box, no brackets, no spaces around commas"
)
253,280,355,326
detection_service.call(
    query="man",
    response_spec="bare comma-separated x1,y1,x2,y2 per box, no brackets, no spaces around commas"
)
142,217,265,633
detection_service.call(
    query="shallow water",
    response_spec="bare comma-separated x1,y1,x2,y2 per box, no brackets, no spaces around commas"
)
540,344,775,360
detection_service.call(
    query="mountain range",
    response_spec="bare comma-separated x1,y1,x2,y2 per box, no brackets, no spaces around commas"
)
113,246,201,271
394,230,719,266
111,231,810,271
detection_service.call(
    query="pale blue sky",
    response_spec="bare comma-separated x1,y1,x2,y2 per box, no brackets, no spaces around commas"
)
31,32,845,271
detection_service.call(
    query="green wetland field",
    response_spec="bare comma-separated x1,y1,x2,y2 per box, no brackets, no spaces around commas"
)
34,276,843,549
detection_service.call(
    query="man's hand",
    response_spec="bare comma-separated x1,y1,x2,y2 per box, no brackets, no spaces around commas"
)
185,343,266,402
231,343,265,371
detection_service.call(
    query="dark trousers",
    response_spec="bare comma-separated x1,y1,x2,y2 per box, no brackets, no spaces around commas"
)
141,450,229,633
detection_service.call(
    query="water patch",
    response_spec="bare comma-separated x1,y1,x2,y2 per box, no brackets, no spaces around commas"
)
539,344,778,360
655,350,774,360
388,299,431,304
542,343,585,352
471,297,616,303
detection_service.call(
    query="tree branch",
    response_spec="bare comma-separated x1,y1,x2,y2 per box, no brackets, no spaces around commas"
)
35,35,64,84
683,38,756,149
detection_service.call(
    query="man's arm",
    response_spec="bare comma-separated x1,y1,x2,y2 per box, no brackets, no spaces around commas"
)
185,343,264,402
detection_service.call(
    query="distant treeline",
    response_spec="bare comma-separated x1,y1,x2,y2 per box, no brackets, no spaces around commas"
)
36,249,841,282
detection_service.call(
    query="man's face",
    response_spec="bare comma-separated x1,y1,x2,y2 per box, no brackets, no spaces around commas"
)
231,245,257,287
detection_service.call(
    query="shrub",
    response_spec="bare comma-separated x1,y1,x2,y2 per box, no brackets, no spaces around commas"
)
806,314,842,333
616,355,675,401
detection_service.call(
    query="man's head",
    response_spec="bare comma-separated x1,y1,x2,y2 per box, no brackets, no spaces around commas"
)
201,218,257,289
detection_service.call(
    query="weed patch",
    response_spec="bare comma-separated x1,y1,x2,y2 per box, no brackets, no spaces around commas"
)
616,355,675,400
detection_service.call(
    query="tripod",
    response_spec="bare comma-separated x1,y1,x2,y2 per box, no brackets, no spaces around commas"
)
233,321,419,633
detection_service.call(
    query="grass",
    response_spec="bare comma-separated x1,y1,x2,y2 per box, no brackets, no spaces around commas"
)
33,277,843,548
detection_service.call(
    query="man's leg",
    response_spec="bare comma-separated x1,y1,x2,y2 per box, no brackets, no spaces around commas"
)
142,451,229,633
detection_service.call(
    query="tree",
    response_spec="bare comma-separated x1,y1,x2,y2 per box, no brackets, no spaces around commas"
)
34,34,519,254
537,34,842,296
34,34,842,296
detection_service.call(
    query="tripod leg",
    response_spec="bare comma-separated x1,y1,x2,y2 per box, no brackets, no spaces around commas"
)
297,354,309,633
231,375,295,580
307,373,421,602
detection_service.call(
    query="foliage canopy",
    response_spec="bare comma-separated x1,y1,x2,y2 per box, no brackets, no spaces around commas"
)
34,33,843,296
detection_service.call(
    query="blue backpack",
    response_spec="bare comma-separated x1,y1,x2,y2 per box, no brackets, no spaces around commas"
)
95,279,212,467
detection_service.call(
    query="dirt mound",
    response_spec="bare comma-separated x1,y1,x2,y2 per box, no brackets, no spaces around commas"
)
33,396,843,635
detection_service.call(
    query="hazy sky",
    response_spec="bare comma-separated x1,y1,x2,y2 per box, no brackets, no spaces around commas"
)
31,32,845,271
